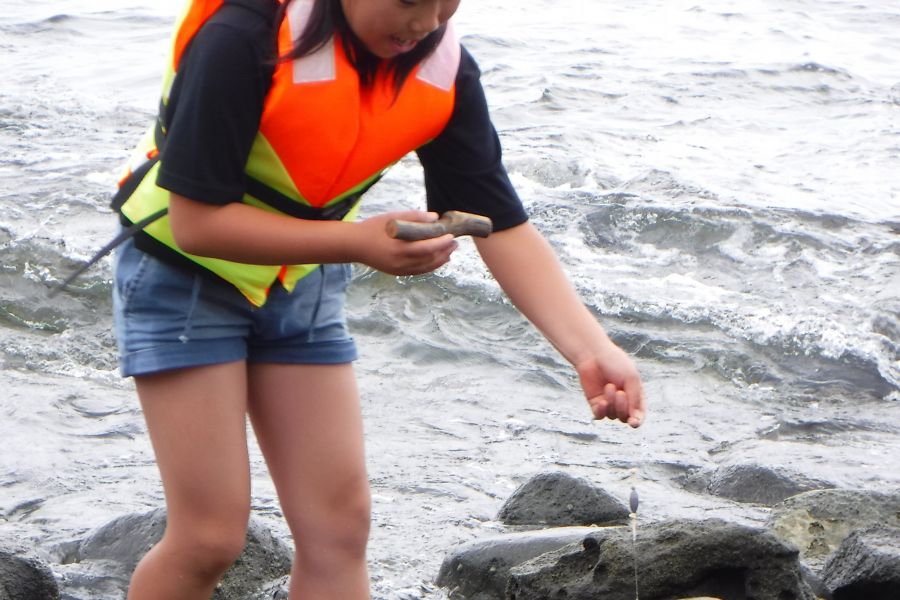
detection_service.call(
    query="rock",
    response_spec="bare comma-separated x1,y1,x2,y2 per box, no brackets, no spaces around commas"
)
506,519,816,600
497,471,629,527
767,488,900,570
67,508,168,574
53,558,134,600
248,575,290,600
0,544,60,600
822,525,900,599
676,467,714,495
436,526,601,600
704,464,831,506
799,563,832,600
56,507,292,600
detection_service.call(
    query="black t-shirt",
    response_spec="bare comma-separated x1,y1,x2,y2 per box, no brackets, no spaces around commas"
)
157,0,528,231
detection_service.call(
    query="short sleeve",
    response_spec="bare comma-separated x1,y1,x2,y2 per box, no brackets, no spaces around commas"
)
416,47,528,232
156,6,275,205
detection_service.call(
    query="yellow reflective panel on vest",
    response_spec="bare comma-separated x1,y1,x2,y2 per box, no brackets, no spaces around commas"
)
120,163,282,307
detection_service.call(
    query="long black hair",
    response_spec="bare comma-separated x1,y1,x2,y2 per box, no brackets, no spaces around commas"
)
275,0,446,93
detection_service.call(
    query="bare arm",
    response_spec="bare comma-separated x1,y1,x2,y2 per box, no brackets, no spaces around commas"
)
475,221,645,427
168,193,458,276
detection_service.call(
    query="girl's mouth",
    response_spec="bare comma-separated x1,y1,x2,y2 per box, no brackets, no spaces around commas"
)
390,35,419,54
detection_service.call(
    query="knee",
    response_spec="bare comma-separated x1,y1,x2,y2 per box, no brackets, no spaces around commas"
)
164,512,249,578
290,480,371,562
192,524,248,575
328,490,372,556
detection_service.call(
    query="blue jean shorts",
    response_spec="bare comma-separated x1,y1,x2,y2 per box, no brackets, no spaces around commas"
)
112,237,358,377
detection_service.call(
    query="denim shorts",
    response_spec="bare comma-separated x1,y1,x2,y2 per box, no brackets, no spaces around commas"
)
112,237,358,377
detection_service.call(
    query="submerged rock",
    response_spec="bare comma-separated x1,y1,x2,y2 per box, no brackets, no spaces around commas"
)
497,471,629,527
506,519,816,600
822,525,900,599
0,544,59,600
679,463,831,506
55,507,292,600
767,488,900,571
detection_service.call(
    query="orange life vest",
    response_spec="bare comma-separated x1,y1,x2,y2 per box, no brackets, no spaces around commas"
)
116,0,460,306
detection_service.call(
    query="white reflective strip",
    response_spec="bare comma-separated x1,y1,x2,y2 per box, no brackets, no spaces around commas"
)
416,20,461,92
288,0,336,84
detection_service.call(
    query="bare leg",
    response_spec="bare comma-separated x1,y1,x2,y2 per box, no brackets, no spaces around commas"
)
127,362,251,600
248,363,371,600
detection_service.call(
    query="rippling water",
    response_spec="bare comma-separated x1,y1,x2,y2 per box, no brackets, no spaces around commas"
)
1,1,898,598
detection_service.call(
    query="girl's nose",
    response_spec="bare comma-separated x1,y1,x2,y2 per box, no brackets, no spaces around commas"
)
410,3,441,35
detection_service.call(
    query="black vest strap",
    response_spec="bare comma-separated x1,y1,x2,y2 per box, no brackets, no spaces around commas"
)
110,154,160,212
244,175,377,222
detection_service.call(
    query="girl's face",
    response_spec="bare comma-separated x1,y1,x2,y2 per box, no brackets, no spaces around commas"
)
340,0,462,58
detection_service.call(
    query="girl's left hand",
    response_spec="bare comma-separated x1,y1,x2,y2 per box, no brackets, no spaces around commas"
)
575,342,645,428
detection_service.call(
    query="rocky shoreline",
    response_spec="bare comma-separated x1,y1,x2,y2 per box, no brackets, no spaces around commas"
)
2,469,899,599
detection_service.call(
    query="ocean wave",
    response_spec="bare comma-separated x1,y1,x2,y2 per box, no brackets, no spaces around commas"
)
534,195,900,398
1,10,169,35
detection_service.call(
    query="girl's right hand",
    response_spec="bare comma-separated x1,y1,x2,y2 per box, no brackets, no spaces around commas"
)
354,211,459,276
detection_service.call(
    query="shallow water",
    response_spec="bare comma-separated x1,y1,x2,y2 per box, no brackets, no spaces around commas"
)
1,1,898,598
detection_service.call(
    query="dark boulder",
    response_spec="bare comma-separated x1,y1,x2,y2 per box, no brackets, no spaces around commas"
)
0,544,59,600
497,471,629,527
436,526,601,600
822,525,900,600
506,519,816,600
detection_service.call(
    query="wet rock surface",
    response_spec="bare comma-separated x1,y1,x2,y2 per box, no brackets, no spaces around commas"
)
497,471,629,527
678,463,833,506
505,519,815,600
436,527,601,600
822,525,900,600
0,544,59,600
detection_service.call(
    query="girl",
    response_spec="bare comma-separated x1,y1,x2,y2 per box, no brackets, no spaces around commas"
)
112,0,645,598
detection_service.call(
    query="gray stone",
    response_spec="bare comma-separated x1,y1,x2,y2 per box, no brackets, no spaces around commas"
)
497,472,629,527
506,519,816,600
705,464,832,506
0,545,59,600
436,526,601,600
822,525,900,600
676,467,713,495
68,508,168,573
56,507,292,600
767,488,900,571
248,575,290,600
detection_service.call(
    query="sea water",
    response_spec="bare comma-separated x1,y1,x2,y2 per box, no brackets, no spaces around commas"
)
1,1,898,598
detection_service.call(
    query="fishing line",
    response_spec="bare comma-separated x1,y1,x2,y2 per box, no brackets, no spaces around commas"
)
629,465,640,600
629,394,651,600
